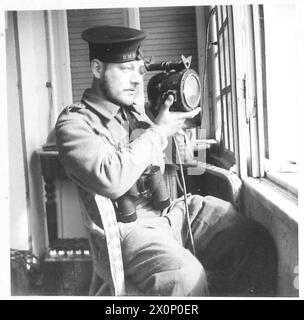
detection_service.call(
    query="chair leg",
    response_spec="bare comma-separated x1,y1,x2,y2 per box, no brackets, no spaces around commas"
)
88,271,103,296
95,281,113,296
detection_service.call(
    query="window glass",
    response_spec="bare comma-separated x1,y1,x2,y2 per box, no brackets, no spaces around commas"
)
214,52,220,97
222,95,229,149
210,4,298,196
222,5,227,22
210,5,236,164
215,97,222,141
227,91,234,152
219,33,226,89
218,6,222,25
224,27,230,87
262,5,298,195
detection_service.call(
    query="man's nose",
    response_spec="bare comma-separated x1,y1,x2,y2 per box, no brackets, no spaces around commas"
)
130,70,142,85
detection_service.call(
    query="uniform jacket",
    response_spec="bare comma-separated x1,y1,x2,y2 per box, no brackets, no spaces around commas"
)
55,88,167,201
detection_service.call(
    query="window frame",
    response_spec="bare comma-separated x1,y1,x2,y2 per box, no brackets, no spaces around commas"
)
249,5,298,198
208,5,237,168
208,4,298,200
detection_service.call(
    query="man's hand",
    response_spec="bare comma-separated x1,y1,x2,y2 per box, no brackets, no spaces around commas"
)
154,94,201,138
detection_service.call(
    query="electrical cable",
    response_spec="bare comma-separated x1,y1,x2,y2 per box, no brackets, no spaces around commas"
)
161,6,217,256
173,136,196,256
175,168,185,194
173,6,216,254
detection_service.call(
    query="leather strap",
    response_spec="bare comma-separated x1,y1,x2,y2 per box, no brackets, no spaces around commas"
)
94,194,126,296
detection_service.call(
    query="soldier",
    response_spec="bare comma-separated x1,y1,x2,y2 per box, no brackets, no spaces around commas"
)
55,25,276,296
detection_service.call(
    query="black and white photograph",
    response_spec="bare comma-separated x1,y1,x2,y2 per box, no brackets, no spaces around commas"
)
0,0,302,302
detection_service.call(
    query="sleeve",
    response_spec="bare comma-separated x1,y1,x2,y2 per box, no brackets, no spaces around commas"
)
55,113,167,199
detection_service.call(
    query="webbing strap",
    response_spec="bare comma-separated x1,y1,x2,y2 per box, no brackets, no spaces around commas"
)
94,195,126,296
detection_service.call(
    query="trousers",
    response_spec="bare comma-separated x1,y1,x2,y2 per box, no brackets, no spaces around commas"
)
118,194,277,296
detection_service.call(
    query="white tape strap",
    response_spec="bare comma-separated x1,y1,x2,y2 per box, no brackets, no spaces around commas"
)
94,195,126,296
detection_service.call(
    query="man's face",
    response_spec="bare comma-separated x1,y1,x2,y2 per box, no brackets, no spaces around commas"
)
100,60,145,107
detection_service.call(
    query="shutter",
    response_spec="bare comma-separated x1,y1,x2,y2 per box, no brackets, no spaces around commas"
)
139,6,198,100
67,9,126,102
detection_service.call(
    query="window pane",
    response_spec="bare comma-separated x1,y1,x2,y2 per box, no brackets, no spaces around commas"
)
222,95,229,149
208,94,215,138
211,5,237,164
264,5,298,164
222,5,227,22
214,52,220,97
211,13,220,97
227,91,234,152
215,97,222,141
211,11,218,44
224,26,231,87
219,33,226,90
217,6,222,25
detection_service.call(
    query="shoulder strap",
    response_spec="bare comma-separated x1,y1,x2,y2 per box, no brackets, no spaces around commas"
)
94,194,126,296
81,100,107,122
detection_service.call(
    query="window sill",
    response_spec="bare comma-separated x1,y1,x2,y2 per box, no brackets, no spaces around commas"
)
266,171,298,197
264,159,298,197
242,177,298,228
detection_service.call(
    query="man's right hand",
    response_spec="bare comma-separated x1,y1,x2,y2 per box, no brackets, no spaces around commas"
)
154,94,201,138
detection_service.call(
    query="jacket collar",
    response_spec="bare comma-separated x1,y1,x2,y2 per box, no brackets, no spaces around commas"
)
81,88,142,121
81,88,120,120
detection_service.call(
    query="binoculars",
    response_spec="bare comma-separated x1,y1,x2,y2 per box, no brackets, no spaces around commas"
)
115,166,171,223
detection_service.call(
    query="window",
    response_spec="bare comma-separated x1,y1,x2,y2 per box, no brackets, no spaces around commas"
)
243,4,298,197
209,6,236,166
261,5,298,197
208,4,298,199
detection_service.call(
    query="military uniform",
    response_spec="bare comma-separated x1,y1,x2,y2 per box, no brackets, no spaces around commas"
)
55,26,277,296
56,86,210,295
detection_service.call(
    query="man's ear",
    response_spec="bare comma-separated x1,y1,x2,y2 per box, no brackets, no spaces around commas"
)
91,59,103,79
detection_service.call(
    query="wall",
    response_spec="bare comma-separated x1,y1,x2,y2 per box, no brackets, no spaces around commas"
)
7,11,53,255
7,12,30,250
67,8,126,103
7,10,85,252
1,10,10,297
139,6,199,101
242,178,298,297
